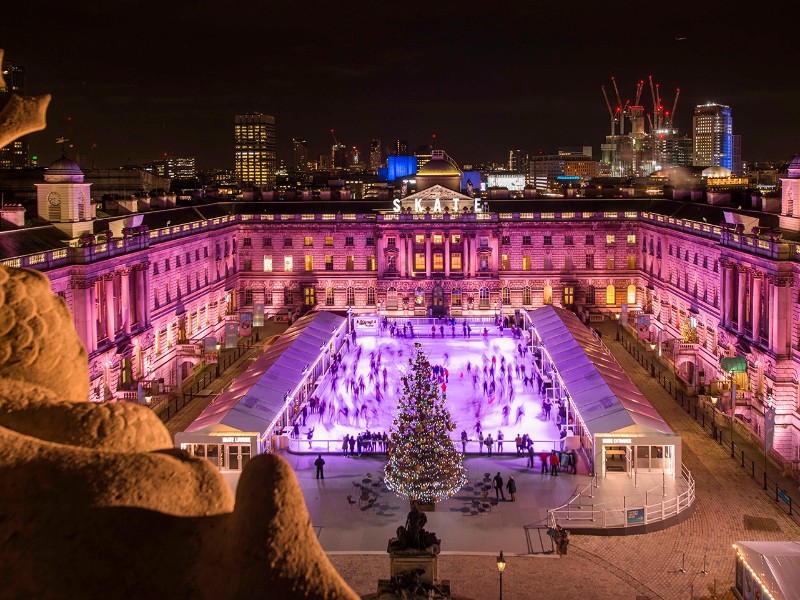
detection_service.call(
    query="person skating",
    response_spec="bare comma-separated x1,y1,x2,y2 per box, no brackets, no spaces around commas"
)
506,475,516,501
493,472,506,501
497,430,504,452
460,429,468,454
314,454,325,479
478,431,484,453
485,434,494,456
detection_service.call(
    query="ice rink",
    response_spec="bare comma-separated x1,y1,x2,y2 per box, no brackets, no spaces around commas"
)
293,330,562,452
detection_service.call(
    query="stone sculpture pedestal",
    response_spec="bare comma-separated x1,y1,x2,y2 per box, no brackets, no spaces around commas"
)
389,549,439,584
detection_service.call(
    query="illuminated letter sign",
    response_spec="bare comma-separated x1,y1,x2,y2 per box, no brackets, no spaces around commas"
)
474,198,481,213
414,198,422,212
452,198,459,211
392,198,401,212
222,436,252,444
433,197,442,212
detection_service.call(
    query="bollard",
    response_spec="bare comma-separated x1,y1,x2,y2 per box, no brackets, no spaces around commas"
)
701,554,708,574
679,552,687,573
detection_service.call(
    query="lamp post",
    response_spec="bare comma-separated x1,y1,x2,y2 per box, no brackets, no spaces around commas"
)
496,550,506,600
710,396,718,440
764,390,775,490
614,313,621,341
649,342,657,377
215,343,221,377
493,301,498,321
729,370,736,457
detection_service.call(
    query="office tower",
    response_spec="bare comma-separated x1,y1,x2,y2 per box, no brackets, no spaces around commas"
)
693,103,733,171
234,113,276,188
508,149,526,171
150,156,196,180
331,144,347,169
732,134,742,176
0,60,30,168
292,138,308,170
369,138,382,171
395,139,408,156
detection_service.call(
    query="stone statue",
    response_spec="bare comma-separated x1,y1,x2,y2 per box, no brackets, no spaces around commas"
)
388,505,441,554
0,54,356,596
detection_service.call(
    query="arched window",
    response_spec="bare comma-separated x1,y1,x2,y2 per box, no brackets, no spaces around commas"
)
522,286,532,306
479,287,490,308
387,287,398,310
367,287,376,305
346,287,355,306
543,285,552,305
452,288,462,307
502,287,511,305
325,287,335,306
627,285,636,304
606,284,616,305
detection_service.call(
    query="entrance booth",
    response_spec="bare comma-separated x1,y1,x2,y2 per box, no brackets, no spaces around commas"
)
527,305,682,479
176,311,348,466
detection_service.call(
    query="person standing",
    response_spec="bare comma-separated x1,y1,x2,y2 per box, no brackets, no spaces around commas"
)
527,444,535,468
307,427,314,450
515,434,523,455
493,472,506,501
506,475,516,501
314,454,325,479
342,435,349,457
549,450,560,476
460,429,468,454
540,451,549,474
485,434,494,456
478,431,484,454
497,430,504,452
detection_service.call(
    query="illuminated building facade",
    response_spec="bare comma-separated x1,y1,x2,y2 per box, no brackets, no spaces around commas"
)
369,138,382,172
4,155,800,473
0,59,30,169
292,138,307,170
234,113,276,188
693,103,733,172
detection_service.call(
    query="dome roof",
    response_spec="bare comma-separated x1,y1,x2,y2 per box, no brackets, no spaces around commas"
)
788,154,800,177
44,157,85,183
701,166,732,178
417,158,461,177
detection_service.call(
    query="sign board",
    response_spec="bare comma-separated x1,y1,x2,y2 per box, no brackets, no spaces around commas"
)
777,487,791,507
253,303,265,327
224,322,238,349
221,436,253,444
239,312,252,336
765,406,776,452
601,438,632,445
621,304,628,327
636,314,651,340
203,336,218,364
626,508,645,525
355,316,378,330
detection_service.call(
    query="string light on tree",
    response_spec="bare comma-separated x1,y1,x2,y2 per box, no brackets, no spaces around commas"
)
384,343,467,505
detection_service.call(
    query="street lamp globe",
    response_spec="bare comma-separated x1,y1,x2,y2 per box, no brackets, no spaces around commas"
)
496,550,506,573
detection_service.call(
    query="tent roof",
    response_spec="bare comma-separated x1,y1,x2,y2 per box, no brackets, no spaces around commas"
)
737,541,800,600
529,305,676,439
186,311,346,435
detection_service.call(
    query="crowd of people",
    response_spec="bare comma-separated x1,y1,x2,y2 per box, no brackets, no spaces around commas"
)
341,431,389,456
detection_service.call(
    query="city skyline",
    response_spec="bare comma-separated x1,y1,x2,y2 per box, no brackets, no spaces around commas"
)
4,1,799,169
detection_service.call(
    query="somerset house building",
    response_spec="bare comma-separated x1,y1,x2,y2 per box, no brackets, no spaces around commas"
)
2,151,800,474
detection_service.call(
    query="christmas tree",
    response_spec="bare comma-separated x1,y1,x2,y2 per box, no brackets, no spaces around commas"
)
384,343,467,505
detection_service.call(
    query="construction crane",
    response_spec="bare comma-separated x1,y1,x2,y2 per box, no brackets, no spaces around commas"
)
601,85,617,135
669,88,681,129
635,80,644,107
330,128,339,146
611,77,624,135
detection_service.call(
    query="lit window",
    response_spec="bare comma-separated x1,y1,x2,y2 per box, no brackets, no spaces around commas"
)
627,285,636,304
305,255,313,271
563,286,574,305
606,235,615,245
433,253,443,270
522,255,531,271
627,234,636,244
451,234,461,244
627,255,636,269
263,257,273,272
326,287,335,306
543,285,552,305
433,234,443,244
284,256,293,271
325,255,334,270
606,285,616,305
607,257,615,269
415,234,425,244
452,289,462,306
501,254,510,270
366,256,376,271
451,252,462,270
304,236,313,247
415,253,425,270
502,287,511,304
325,236,334,246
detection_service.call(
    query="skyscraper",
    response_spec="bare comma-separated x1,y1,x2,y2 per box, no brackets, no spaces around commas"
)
693,103,733,171
292,138,308,170
369,138,382,172
395,139,408,156
0,60,30,169
234,113,276,188
508,149,526,172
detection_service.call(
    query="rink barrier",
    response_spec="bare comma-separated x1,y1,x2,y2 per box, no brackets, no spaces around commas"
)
285,437,567,456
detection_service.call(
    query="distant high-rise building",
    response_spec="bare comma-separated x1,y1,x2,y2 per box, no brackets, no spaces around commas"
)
693,103,733,171
149,156,196,180
395,139,408,156
292,138,308,170
0,60,30,169
369,138,382,171
331,144,347,169
508,149,526,171
732,134,742,176
234,113,276,188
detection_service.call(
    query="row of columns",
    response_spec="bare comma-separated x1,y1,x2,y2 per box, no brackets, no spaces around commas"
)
391,232,491,278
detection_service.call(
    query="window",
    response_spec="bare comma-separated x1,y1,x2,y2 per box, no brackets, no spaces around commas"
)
345,256,354,270
433,253,444,270
627,234,636,244
479,236,489,247
502,287,511,304
543,235,552,246
522,286,532,305
452,289,462,306
563,286,574,305
606,257,615,269
543,285,552,305
244,290,253,306
627,255,636,269
415,234,425,244
606,234,615,245
204,246,209,258
263,237,272,248
284,256,293,271
501,254,510,270
668,244,673,256
243,258,252,271
366,237,375,246
153,263,159,275
325,236,334,246
304,236,313,247
433,234,443,244
283,288,293,305
522,255,531,271
366,256,376,271
606,285,616,305
345,236,354,247
283,238,292,247
304,255,313,271
586,287,595,304
325,255,334,271
703,256,708,269
451,252,462,270
346,287,355,306
585,235,594,245
304,287,315,306
264,290,273,306
263,257,273,272
479,287,490,308
325,287,335,306
243,237,252,247
387,236,396,247
415,253,425,271
165,259,170,272
522,235,531,246
176,256,181,267
627,285,636,304
501,235,511,245
564,235,574,246
367,287,376,305
451,234,461,244
185,252,191,264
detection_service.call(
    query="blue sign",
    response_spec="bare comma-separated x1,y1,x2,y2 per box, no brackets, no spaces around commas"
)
777,487,791,507
626,508,645,524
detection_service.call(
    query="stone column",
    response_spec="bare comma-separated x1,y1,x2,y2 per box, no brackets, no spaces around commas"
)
143,262,151,326
134,266,146,326
71,277,97,354
104,273,116,342
398,234,406,277
737,267,747,335
463,235,470,277
120,267,131,335
769,276,791,356
723,263,735,327
444,233,450,277
470,234,478,277
425,233,432,278
407,235,413,277
491,232,500,276
751,273,762,342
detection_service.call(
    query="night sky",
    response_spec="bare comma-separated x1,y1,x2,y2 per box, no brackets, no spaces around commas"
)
5,1,800,169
